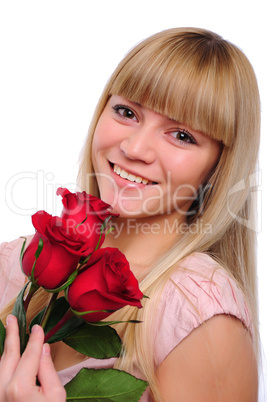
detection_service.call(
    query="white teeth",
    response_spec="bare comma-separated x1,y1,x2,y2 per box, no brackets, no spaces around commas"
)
127,174,136,182
114,165,121,174
120,169,128,179
113,164,151,185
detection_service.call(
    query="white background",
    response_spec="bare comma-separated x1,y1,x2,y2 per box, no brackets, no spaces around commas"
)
0,1,266,399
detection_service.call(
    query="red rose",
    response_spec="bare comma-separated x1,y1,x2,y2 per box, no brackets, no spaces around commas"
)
67,247,143,322
22,189,118,290
57,188,117,248
22,210,100,290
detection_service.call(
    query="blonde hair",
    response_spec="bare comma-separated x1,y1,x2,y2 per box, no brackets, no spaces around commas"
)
1,28,261,401
77,27,260,399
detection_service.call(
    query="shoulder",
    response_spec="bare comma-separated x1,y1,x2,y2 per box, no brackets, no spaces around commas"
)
153,252,253,366
0,236,33,311
0,236,29,260
171,252,251,330
0,235,33,268
156,314,258,401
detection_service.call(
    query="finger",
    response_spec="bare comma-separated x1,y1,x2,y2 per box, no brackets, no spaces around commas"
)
0,315,21,379
12,324,44,385
38,343,66,400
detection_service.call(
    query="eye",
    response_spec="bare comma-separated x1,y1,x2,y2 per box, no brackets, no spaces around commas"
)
170,129,196,145
112,104,138,121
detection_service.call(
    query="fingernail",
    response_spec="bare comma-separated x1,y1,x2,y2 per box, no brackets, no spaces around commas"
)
6,315,14,326
43,343,50,356
31,324,40,333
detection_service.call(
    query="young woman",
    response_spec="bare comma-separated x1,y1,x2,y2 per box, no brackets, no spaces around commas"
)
0,27,260,401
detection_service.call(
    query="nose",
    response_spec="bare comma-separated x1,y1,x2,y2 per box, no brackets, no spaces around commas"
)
120,128,157,164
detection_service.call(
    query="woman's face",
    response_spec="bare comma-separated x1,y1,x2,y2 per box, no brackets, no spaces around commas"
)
92,95,221,220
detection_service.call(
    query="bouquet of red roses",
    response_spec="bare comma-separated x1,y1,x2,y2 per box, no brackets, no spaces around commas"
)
0,188,147,401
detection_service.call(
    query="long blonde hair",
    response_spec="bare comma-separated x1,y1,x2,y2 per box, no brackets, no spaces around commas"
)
77,27,260,399
1,28,261,401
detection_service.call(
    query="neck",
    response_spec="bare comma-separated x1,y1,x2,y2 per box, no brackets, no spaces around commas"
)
103,213,184,279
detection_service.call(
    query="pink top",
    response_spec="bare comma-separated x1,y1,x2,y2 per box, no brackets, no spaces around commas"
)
0,237,253,401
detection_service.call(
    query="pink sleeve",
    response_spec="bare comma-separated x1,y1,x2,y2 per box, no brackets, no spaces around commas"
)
153,253,253,367
0,237,30,312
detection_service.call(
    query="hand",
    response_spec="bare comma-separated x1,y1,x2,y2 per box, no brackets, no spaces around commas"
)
0,315,66,401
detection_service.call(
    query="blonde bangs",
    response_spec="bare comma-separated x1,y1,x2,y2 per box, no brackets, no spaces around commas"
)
109,29,250,147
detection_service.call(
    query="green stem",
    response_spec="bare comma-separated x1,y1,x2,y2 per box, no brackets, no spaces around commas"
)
23,282,39,311
40,292,59,330
44,308,74,343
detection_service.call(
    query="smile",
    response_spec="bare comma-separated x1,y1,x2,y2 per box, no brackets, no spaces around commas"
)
112,164,157,185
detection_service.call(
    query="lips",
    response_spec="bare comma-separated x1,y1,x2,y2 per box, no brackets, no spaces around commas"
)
111,163,157,185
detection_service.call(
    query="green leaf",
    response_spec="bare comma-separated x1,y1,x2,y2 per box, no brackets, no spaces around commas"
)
31,237,44,284
30,297,69,330
105,226,115,236
0,319,6,356
86,320,142,327
30,297,84,343
19,236,27,272
63,324,122,358
12,282,30,354
65,368,148,401
75,214,88,228
99,216,112,235
42,297,72,331
94,216,113,252
43,269,79,293
70,307,116,317
29,307,46,328
46,315,85,344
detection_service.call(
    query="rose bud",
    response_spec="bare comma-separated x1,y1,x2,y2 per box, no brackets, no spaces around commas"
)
56,188,118,248
67,247,143,322
22,210,100,290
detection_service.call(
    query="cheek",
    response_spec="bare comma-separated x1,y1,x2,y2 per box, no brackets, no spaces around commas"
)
169,155,215,192
92,120,119,156
92,125,104,153
91,125,109,170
